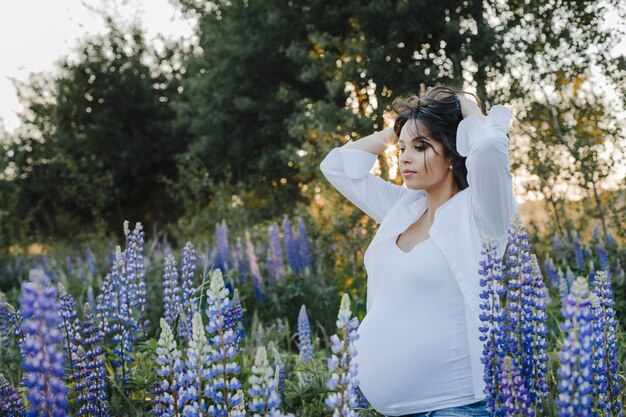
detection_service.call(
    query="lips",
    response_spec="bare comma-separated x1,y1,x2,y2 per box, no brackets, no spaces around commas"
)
402,170,416,175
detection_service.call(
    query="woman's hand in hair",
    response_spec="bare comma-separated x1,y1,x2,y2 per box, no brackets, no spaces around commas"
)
457,94,485,121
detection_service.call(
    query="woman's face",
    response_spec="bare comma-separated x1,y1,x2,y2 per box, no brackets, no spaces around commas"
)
397,119,452,191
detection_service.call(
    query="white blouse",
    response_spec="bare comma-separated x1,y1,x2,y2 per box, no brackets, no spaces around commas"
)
354,235,476,415
320,104,518,405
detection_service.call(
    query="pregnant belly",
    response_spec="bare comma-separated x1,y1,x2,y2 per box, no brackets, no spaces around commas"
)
353,310,457,410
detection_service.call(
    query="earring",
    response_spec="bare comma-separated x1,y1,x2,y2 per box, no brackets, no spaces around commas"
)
448,164,453,171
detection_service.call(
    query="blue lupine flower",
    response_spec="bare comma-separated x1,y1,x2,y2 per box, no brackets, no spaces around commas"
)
558,269,569,301
204,269,245,416
85,248,98,275
282,215,299,274
245,230,265,303
124,221,148,333
156,318,184,417
588,261,596,284
96,246,135,382
572,231,585,271
179,242,198,341
565,267,575,287
266,223,286,288
597,241,611,279
0,373,25,417
478,236,507,415
215,220,232,273
247,346,283,416
592,224,600,240
527,255,550,408
223,289,245,344
163,255,182,332
267,343,286,398
556,276,594,417
57,284,82,375
297,305,314,364
19,268,69,417
498,357,535,416
591,271,624,416
553,234,565,260
325,293,360,416
179,312,214,417
234,237,248,285
0,301,20,352
605,228,616,246
543,255,559,288
79,303,109,417
296,218,313,276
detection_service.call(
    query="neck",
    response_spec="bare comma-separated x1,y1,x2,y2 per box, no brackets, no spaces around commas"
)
423,181,461,222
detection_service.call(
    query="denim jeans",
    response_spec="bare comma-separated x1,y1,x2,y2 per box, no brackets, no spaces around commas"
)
396,399,489,417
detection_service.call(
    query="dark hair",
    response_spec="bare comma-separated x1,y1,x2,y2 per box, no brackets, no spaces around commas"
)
391,86,483,190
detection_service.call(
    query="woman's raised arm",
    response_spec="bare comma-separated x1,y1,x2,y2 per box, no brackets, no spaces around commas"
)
319,128,411,223
455,101,518,241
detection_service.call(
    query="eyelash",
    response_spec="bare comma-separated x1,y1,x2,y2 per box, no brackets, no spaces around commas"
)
398,145,426,153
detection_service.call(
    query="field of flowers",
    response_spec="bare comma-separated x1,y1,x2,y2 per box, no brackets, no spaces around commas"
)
0,214,625,417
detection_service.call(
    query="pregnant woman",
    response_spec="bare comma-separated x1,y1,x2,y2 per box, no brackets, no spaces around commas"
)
319,86,518,417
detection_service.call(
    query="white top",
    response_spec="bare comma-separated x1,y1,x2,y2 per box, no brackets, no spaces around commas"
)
319,104,518,404
354,235,476,415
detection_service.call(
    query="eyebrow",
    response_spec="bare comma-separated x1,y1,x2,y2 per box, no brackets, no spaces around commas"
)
398,136,429,144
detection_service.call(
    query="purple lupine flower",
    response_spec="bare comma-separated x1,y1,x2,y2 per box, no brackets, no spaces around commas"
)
565,267,575,287
155,318,184,417
282,215,300,274
80,303,109,417
85,248,98,276
163,255,182,331
267,343,286,398
588,261,596,284
498,357,535,416
233,237,248,285
478,237,507,415
179,311,214,417
543,255,559,289
0,301,20,351
553,233,565,260
215,220,232,273
592,224,600,240
296,218,313,277
297,305,314,363
96,246,134,382
179,242,198,341
245,230,265,303
266,223,286,288
57,284,82,375
325,293,360,416
223,289,245,345
124,221,148,333
597,241,611,279
557,276,594,417
605,228,616,246
19,268,69,417
0,373,25,417
247,346,283,416
572,231,585,272
527,255,550,409
558,269,569,302
204,269,245,416
591,271,624,416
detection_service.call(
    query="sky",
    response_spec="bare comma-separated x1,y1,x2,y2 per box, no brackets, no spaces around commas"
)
0,0,194,133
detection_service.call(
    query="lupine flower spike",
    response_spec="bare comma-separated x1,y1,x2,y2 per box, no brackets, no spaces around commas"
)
591,271,624,416
325,293,360,417
204,269,245,416
556,276,594,417
0,373,25,417
155,318,183,417
247,345,292,416
297,305,314,364
19,268,69,417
